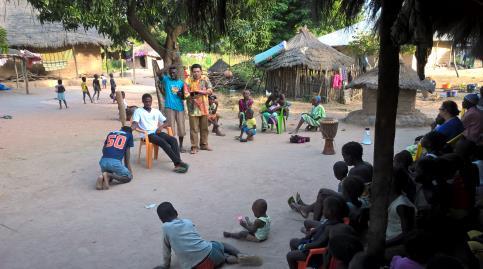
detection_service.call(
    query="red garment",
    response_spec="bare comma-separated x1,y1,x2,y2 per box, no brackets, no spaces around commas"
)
238,98,253,112
332,74,342,89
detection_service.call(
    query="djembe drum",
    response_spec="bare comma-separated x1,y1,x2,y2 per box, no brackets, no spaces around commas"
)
320,118,339,155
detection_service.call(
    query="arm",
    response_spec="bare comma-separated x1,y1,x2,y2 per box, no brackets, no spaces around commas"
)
385,205,415,247
131,121,144,133
124,148,132,173
240,218,265,234
303,225,329,249
212,100,219,114
160,234,172,269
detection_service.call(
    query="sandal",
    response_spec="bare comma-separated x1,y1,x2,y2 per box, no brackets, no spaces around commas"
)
289,202,308,218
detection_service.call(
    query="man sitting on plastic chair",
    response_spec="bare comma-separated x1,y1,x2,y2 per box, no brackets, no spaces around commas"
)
131,93,189,173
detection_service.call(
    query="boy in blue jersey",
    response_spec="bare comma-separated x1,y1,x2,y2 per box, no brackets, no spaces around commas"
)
96,126,134,190
161,65,187,152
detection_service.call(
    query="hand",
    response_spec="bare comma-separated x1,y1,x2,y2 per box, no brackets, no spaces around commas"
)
298,244,306,251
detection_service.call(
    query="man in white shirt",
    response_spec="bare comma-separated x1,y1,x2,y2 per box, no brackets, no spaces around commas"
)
131,93,189,173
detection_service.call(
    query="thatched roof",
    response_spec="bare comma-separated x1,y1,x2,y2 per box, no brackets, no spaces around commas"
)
0,0,111,49
208,59,230,73
348,63,435,91
134,43,160,58
260,27,354,71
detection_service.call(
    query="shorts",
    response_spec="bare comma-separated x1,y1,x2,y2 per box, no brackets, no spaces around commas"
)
242,127,256,135
99,157,132,181
207,241,225,266
57,92,65,101
164,108,186,137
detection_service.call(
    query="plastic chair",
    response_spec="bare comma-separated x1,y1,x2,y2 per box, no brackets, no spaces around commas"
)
136,127,174,169
447,132,464,147
276,107,287,134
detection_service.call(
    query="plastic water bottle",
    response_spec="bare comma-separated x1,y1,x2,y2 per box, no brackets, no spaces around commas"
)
361,128,372,145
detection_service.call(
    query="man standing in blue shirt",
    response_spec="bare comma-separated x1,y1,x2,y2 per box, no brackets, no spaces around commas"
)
162,65,187,152
96,126,134,190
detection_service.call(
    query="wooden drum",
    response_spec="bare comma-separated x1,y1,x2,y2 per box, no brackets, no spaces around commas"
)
320,118,339,155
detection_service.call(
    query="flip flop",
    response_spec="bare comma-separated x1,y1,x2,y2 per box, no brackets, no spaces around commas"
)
289,202,308,218
287,196,295,206
295,192,306,206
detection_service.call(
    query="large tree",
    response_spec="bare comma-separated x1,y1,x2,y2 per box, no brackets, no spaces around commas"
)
316,0,483,258
26,0,264,68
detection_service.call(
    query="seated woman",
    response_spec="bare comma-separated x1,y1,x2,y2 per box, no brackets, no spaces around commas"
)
434,100,464,142
261,90,289,132
290,96,326,134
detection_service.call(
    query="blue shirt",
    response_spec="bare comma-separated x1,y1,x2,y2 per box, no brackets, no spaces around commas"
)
162,75,184,111
101,131,134,160
435,117,464,141
162,218,212,269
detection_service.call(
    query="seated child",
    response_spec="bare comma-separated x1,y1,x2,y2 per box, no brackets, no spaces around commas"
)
239,89,254,129
223,199,270,242
207,95,225,136
238,109,257,142
288,161,348,221
155,202,262,269
286,196,349,269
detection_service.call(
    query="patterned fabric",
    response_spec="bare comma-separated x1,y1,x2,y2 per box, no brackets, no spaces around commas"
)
239,98,254,112
184,75,212,116
301,105,326,127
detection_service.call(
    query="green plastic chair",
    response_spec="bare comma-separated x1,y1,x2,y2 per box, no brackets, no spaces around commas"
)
276,107,286,134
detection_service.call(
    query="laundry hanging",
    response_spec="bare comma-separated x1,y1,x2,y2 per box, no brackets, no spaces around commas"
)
41,49,73,71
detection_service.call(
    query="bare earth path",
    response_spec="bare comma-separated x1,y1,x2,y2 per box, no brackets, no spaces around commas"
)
0,85,427,269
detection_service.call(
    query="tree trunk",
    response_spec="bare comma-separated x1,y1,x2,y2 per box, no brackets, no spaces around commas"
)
367,0,403,258
126,0,185,75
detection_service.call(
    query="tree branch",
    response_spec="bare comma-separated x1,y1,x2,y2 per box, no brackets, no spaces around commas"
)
126,0,166,58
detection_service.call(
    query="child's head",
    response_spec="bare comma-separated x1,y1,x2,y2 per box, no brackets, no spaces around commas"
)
414,157,437,184
421,131,446,153
57,79,62,85
208,95,216,104
82,76,86,82
311,96,321,106
342,141,363,166
157,202,178,223
342,176,365,203
251,199,267,218
393,150,413,171
94,74,99,79
121,126,132,134
328,234,363,265
121,91,126,98
243,90,251,99
109,73,113,78
246,108,254,119
333,161,348,180
323,196,348,221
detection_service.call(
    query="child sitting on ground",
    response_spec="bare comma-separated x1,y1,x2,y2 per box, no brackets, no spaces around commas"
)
334,161,349,192
207,95,225,136
223,199,271,242
238,109,256,142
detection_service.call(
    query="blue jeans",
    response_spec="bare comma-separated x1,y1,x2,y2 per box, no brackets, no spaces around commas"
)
208,241,225,266
99,157,132,183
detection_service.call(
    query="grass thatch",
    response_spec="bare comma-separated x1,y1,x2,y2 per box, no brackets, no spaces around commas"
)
0,0,111,50
347,62,435,91
260,26,354,71
208,59,230,73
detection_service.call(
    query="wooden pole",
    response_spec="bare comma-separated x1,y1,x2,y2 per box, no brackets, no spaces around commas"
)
116,91,127,126
120,52,124,77
152,59,164,111
21,58,29,94
131,43,136,84
452,47,459,78
72,45,79,78
13,57,19,89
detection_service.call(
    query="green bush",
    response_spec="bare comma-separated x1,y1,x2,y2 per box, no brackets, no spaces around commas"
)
0,27,8,53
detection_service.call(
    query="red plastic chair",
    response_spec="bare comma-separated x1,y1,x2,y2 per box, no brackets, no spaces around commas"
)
297,218,350,269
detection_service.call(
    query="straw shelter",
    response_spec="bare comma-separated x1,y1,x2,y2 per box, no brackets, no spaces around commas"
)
259,26,354,99
208,59,230,73
344,63,434,127
0,0,111,79
132,43,161,70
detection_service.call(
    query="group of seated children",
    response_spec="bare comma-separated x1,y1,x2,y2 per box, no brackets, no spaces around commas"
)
286,135,482,268
154,199,269,269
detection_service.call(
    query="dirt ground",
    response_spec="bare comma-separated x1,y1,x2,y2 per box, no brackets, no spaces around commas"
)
0,73,454,268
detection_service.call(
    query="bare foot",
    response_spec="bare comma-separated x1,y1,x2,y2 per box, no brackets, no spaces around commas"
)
190,147,197,154
102,172,110,190
95,175,103,190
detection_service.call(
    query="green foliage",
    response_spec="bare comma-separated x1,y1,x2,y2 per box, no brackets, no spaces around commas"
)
0,27,7,53
400,44,416,55
231,61,264,92
347,32,379,56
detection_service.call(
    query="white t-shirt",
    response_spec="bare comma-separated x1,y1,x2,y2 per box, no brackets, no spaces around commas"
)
132,108,166,136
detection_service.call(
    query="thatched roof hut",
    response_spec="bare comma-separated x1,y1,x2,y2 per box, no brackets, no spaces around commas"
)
258,26,354,99
344,63,435,127
0,0,111,79
208,59,230,73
